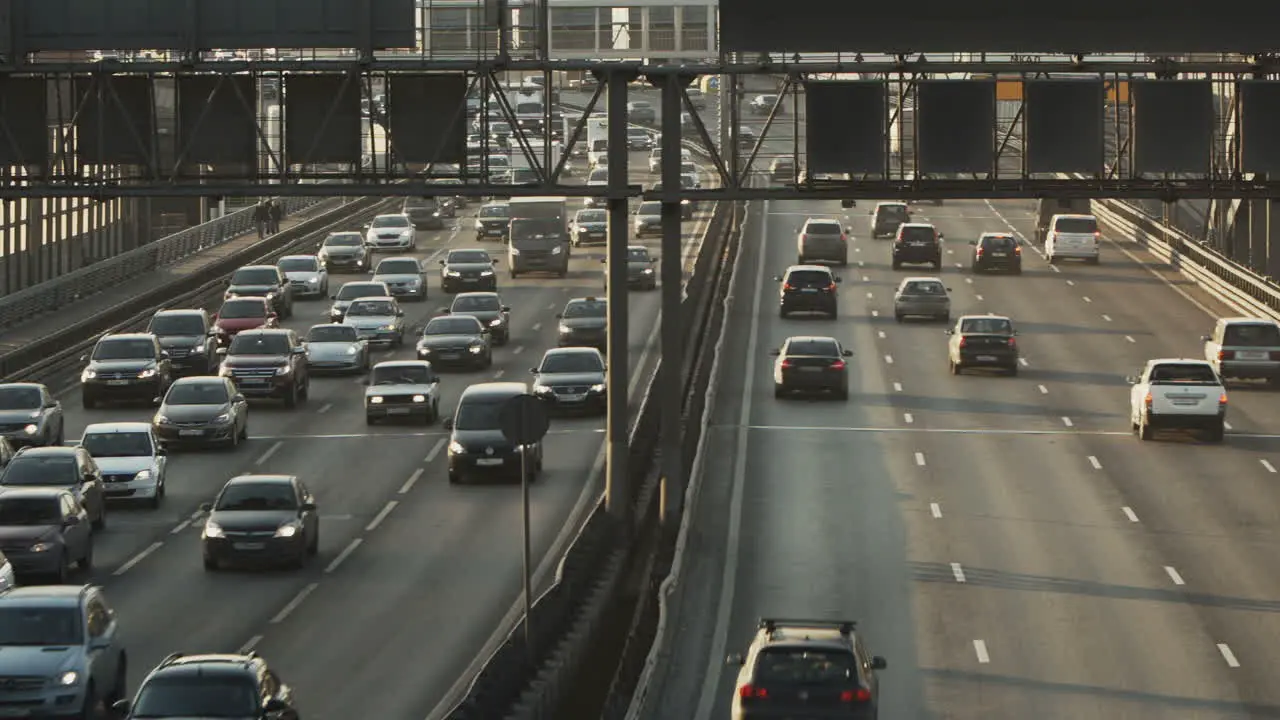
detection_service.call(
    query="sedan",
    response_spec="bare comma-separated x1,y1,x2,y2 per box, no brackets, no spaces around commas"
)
277,255,329,298
371,256,427,301
771,336,852,400
446,292,511,345
342,297,406,347
416,315,493,369
200,474,319,570
304,324,370,374
892,277,951,322
152,376,249,449
633,201,662,238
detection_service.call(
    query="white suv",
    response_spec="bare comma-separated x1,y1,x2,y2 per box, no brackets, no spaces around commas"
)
1045,213,1100,264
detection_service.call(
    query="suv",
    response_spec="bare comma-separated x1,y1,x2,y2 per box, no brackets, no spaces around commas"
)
870,201,910,238
891,223,943,270
402,197,448,229
0,586,127,718
147,309,217,375
970,232,1022,274
728,618,886,720
1203,317,1280,384
217,329,310,407
0,446,106,529
224,265,294,319
796,218,849,266
115,652,300,720
80,333,173,409
444,382,544,484
0,383,64,447
775,265,841,319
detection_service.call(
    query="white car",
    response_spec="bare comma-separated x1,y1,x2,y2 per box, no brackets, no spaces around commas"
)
1128,358,1227,442
276,255,329,298
364,360,442,424
79,422,167,508
364,214,417,252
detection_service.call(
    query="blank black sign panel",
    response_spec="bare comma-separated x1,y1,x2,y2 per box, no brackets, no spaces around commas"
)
805,82,885,176
176,75,259,170
0,78,50,167
284,75,362,166
1024,81,1105,175
74,76,156,167
916,82,995,176
1240,81,1280,175
1131,81,1213,175
387,75,468,166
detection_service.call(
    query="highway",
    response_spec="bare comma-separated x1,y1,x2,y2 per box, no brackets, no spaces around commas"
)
38,145,716,717
640,196,1280,719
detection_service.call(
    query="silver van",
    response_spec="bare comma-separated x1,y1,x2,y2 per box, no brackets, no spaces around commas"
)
796,218,849,266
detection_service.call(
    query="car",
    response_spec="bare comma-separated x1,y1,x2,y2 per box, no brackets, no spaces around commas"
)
364,213,417,252
738,124,757,148
217,329,310,407
364,360,442,424
601,246,659,291
152,376,249,449
747,94,779,115
1128,358,1228,442
727,618,886,720
444,382,544,484
440,248,499,293
475,201,512,241
775,265,840,319
0,439,12,469
277,254,330,298
649,182,695,220
446,292,512,344
200,474,319,570
770,156,796,182
371,256,428,301
870,201,910,239
146,309,218,375
627,100,656,124
946,314,1020,375
0,488,93,580
633,201,663,238
1044,213,1100,264
584,177,608,208
0,586,127,718
213,296,279,345
0,383,63,447
647,148,663,174
571,208,608,246
303,324,370,374
341,296,406,347
892,277,951,322
114,652,300,720
328,280,391,322
969,232,1022,273
796,218,849,266
402,197,448,229
770,336,852,400
224,265,294,318
891,223,943,270
80,422,167,507
1202,317,1280,384
0,446,106,530
557,297,608,351
318,230,370,272
626,127,653,150
80,333,173,409
530,347,607,414
416,315,493,369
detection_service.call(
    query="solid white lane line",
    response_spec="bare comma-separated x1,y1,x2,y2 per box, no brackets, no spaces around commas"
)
255,440,283,466
365,501,398,531
113,542,163,576
1218,643,1241,668
493,370,505,378
425,437,445,464
975,294,984,301
239,635,263,654
325,538,362,574
169,520,191,535
1018,357,1029,367
930,502,942,518
1037,384,1048,394
318,403,333,414
893,382,903,392
903,413,914,424
964,277,973,284
1061,417,1074,427
973,640,990,663
1164,566,1186,586
1088,455,1103,470
531,322,542,331
399,468,424,494
884,355,894,365
1125,335,1136,343
1066,280,1075,286
1261,459,1277,474
512,346,525,354
1102,314,1112,322
271,583,319,624
914,452,927,467
1122,506,1140,523
877,330,886,339
951,562,966,583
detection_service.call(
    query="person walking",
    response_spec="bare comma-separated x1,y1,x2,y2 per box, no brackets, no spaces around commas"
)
253,200,269,239
268,198,283,235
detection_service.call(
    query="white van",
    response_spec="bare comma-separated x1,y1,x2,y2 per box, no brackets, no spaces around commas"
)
1045,214,1100,264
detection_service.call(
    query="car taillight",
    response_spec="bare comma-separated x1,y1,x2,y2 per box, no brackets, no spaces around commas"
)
1218,350,1233,360
800,233,808,242
830,360,846,370
958,337,967,348
975,247,984,256
1220,392,1229,406
1007,337,1017,348
780,359,794,368
840,688,871,702
739,684,768,699
1144,392,1153,409
783,283,795,291
1014,246,1022,255
1094,231,1102,238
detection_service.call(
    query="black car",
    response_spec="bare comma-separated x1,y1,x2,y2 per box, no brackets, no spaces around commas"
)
317,231,370,272
947,314,1020,375
147,309,217,375
648,183,696,221
152,377,249,449
556,297,608,351
727,618,886,720
771,336,852,400
224,265,294,319
775,265,841,319
601,246,658,290
891,223,943,270
216,329,310,407
447,292,511,344
0,383,63,447
403,197,448,229
970,232,1023,274
440,248,499,293
475,202,511,241
200,474,319,570
444,382,544,484
571,208,607,246
871,201,910,239
416,316,493,369
116,652,300,720
531,347,607,415
0,446,106,530
81,333,173,409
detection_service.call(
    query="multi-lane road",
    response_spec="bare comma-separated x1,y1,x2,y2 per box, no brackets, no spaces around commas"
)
640,196,1280,719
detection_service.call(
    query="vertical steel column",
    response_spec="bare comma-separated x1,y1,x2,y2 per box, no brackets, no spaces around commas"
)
605,71,632,522
658,74,685,525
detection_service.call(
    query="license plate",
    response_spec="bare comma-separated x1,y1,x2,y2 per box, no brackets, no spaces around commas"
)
1237,351,1268,360
800,367,822,372
486,229,503,235
233,542,266,550
801,288,818,293
991,252,1008,257
976,355,997,361
179,429,204,437
462,278,478,283
106,379,131,386
240,378,268,385
476,458,504,466
559,393,585,402
0,708,30,717
386,407,411,415
439,353,460,360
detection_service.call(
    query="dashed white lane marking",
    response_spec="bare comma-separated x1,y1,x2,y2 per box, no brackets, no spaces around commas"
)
930,502,942,518
1082,296,1092,303
1224,421,1234,431
1164,566,1186,586
964,277,973,284
1049,264,1061,273
951,562,967,583
493,370,505,378
1102,314,1112,322
512,345,525,354
975,294,984,301
954,262,962,268
239,635,263,654
1261,459,1277,474
325,538,362,573
114,542,163,576
425,437,445,463
255,440,283,466
855,247,862,253
399,468,424,494
365,501,399,531
547,302,556,309
866,292,874,298
1218,643,1241,668
1125,335,1136,343
1066,280,1075,286
858,260,865,267
1088,455,1103,470
1122,506,1140,523
318,403,333,414
946,248,954,254
878,330,886,339
914,451,927,467
893,382,903,392
1037,384,1048,394
170,520,190,535
1061,417,1073,427
863,275,871,282
271,583,320,624
974,640,990,664
1018,357,1029,367
531,322,542,331
904,413,914,424
871,310,880,317
884,355,895,365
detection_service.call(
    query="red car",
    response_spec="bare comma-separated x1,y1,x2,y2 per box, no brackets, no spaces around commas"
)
212,297,278,346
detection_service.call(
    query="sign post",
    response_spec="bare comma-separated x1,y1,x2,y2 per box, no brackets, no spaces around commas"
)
498,393,551,666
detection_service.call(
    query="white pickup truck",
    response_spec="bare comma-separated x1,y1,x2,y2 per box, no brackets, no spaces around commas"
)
1128,358,1228,442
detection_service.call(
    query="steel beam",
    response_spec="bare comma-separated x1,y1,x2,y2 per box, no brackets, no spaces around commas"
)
658,73,686,526
604,69,632,525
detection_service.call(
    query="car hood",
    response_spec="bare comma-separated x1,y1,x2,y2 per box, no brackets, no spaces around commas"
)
451,429,515,451
0,525,56,544
322,245,364,255
94,456,155,475
373,273,422,284
215,317,267,331
226,284,276,296
87,359,156,372
451,310,502,324
0,409,42,424
0,645,80,676
159,403,231,423
223,354,288,368
344,315,398,329
635,214,660,223
366,384,435,398
561,317,606,330
444,263,494,273
478,217,510,225
157,335,205,350
419,333,483,347
283,271,322,282
576,222,606,232
368,227,410,236
626,261,652,273
306,342,361,359
536,371,604,387
209,509,295,530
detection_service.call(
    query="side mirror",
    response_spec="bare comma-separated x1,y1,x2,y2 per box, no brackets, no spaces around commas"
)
79,354,87,363
772,275,783,281
329,294,337,300
842,349,853,357
726,653,745,666
438,307,450,314
300,501,316,512
215,348,227,357
63,514,81,526
938,233,945,240
159,350,170,359
199,502,212,513
438,259,446,265
442,418,454,431
530,367,540,374
871,656,888,670
968,239,977,245
492,258,500,264
502,306,511,312
1200,335,1211,342
225,278,232,286
396,309,405,316
768,349,780,356
833,277,842,283
650,257,659,264
555,313,564,319
233,394,245,403
151,397,162,406
600,259,607,264
110,700,130,715
845,226,852,233
268,313,278,320
292,346,306,355
263,698,289,714
945,287,953,292
155,445,168,456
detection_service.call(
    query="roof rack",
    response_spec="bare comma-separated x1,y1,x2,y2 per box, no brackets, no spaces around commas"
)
759,618,855,635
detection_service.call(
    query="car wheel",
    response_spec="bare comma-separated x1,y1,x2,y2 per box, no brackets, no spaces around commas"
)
1139,419,1153,441
1207,422,1226,443
448,471,462,485
308,529,319,555
204,555,219,571
283,384,298,409
82,395,95,410
835,387,849,401
80,542,93,570
92,507,105,532
774,384,785,399
1007,364,1019,377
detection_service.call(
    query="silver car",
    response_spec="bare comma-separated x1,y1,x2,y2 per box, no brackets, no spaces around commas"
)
364,360,443,424
371,256,427,301
633,201,662,238
329,280,391,323
79,422,167,508
342,296,406,347
0,383,63,448
304,324,370,374
277,255,330,298
1203,317,1280,384
892,276,951,322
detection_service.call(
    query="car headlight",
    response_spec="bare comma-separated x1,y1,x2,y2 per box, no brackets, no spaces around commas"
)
509,246,521,256
381,324,397,331
412,394,426,403
550,246,563,255
81,369,97,380
480,270,494,277
400,230,412,237
590,383,606,393
489,318,502,327
138,368,157,379
449,441,466,454
418,345,433,354
276,365,292,375
29,542,53,553
154,414,171,425
22,424,37,435
274,522,301,538
218,366,233,377
446,270,461,277
369,396,384,404
213,413,231,424
134,469,153,483
203,521,224,538
432,211,440,217
474,221,483,230
190,344,205,355
346,346,358,355
307,276,320,285
266,291,278,299
558,324,571,334
533,384,551,394
56,671,78,686
469,345,483,354
642,268,654,274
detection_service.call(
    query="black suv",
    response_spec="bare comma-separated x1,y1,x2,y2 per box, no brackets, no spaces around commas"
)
225,265,295,319
970,232,1022,274
216,329,310,407
147,309,217,375
891,223,943,270
728,618,886,720
0,446,107,529
775,265,841,319
81,333,173,409
114,651,301,720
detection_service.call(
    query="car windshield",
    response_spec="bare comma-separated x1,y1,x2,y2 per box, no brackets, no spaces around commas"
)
307,326,357,343
216,482,297,511
372,216,409,228
1054,217,1098,234
80,431,152,458
377,260,419,275
480,205,509,218
578,210,605,223
981,235,1017,250
448,251,491,264
541,352,603,374
511,169,539,183
277,258,317,272
900,226,936,242
488,156,510,167
453,295,501,312
425,317,481,335
0,497,62,526
1,456,76,486
0,608,83,646
347,300,396,317
1223,324,1280,346
628,129,648,139
325,234,362,247
960,317,1013,334
371,366,432,385
230,268,277,285
878,204,908,219
1149,363,1219,384
589,169,608,183
786,339,838,356
628,248,650,262
902,281,946,296
132,677,259,718
680,175,697,188
805,221,842,235
149,314,204,336
228,334,290,355
455,400,504,430
638,202,661,215
336,284,384,301
164,382,230,406
91,339,155,361
0,387,40,411
218,300,266,319
754,648,857,684
786,270,832,287
563,300,606,318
